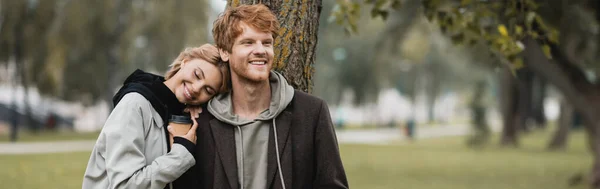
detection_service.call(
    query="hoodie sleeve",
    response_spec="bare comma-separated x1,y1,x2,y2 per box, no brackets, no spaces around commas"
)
102,93,195,189
313,100,349,189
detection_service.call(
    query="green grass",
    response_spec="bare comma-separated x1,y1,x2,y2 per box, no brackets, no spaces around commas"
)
341,130,591,189
0,131,100,143
340,122,465,130
0,130,591,189
0,152,91,189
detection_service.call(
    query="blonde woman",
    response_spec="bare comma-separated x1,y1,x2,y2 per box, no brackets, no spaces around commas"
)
83,44,230,189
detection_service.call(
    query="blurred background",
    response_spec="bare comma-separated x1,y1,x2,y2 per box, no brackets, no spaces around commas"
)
0,0,596,188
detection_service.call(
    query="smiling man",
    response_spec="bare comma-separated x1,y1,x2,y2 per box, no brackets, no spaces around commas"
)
185,4,349,189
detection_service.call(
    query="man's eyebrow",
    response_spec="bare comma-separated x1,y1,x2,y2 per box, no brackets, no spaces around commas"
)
238,37,252,41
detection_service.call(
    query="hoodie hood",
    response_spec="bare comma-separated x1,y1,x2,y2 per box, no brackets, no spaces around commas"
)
208,71,294,125
112,69,185,122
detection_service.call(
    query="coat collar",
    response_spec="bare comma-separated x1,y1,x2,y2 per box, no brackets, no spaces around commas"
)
209,119,239,188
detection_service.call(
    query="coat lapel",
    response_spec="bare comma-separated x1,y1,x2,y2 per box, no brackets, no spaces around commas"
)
266,111,292,188
209,119,239,189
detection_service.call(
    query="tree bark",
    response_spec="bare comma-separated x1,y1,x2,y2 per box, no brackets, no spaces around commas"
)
426,62,440,123
229,0,323,92
14,6,34,132
521,37,600,189
500,67,519,147
515,68,533,133
10,86,18,142
548,99,572,150
531,75,547,128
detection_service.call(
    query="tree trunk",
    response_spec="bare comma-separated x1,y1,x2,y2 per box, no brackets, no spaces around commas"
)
583,115,600,189
500,67,519,147
531,75,547,128
521,37,600,188
516,68,533,133
548,99,572,150
105,0,131,107
105,48,119,107
14,10,34,132
229,0,323,92
10,67,19,142
426,63,440,124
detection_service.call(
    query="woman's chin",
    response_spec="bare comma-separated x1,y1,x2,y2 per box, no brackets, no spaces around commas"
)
175,95,188,104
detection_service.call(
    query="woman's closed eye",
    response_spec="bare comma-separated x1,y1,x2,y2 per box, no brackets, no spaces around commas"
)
194,68,205,80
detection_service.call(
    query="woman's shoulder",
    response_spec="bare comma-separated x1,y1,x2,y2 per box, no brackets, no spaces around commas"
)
114,92,154,112
108,92,163,126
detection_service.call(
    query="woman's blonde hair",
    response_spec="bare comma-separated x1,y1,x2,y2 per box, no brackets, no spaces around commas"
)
165,44,231,93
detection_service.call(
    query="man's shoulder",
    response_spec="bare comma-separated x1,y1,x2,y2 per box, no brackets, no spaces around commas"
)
290,89,326,109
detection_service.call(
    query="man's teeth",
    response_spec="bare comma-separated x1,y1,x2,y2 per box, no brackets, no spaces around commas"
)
250,61,265,65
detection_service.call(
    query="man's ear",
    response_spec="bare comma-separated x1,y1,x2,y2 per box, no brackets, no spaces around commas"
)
219,48,230,62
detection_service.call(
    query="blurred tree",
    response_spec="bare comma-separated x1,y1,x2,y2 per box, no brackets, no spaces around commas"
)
0,0,59,132
0,0,212,141
312,0,344,104
499,66,519,146
467,80,491,147
104,0,133,106
0,0,211,105
314,0,387,105
498,66,537,146
336,0,600,187
331,0,493,120
531,75,547,128
228,0,323,93
129,0,210,73
548,98,573,150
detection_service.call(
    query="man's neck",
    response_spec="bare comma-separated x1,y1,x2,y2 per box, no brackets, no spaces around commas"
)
231,76,271,120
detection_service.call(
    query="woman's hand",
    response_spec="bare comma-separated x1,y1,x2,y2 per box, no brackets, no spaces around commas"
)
184,105,202,119
168,112,199,145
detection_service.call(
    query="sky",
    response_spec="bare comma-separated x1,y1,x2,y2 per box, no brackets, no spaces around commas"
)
210,0,227,12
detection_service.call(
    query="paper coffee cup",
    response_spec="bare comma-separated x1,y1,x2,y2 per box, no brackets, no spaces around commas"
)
169,115,193,134
168,115,193,147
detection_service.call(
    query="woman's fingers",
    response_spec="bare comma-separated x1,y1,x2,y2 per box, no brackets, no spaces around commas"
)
185,112,199,144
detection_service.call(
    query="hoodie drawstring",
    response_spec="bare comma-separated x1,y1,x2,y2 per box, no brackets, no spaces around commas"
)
272,119,286,189
236,125,245,189
237,120,286,189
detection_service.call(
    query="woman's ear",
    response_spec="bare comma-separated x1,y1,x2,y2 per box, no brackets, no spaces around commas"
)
219,48,230,62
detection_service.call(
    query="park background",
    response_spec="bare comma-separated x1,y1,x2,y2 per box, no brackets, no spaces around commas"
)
0,0,598,188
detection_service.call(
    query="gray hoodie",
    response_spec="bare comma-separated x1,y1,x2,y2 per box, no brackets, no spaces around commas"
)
207,71,294,189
